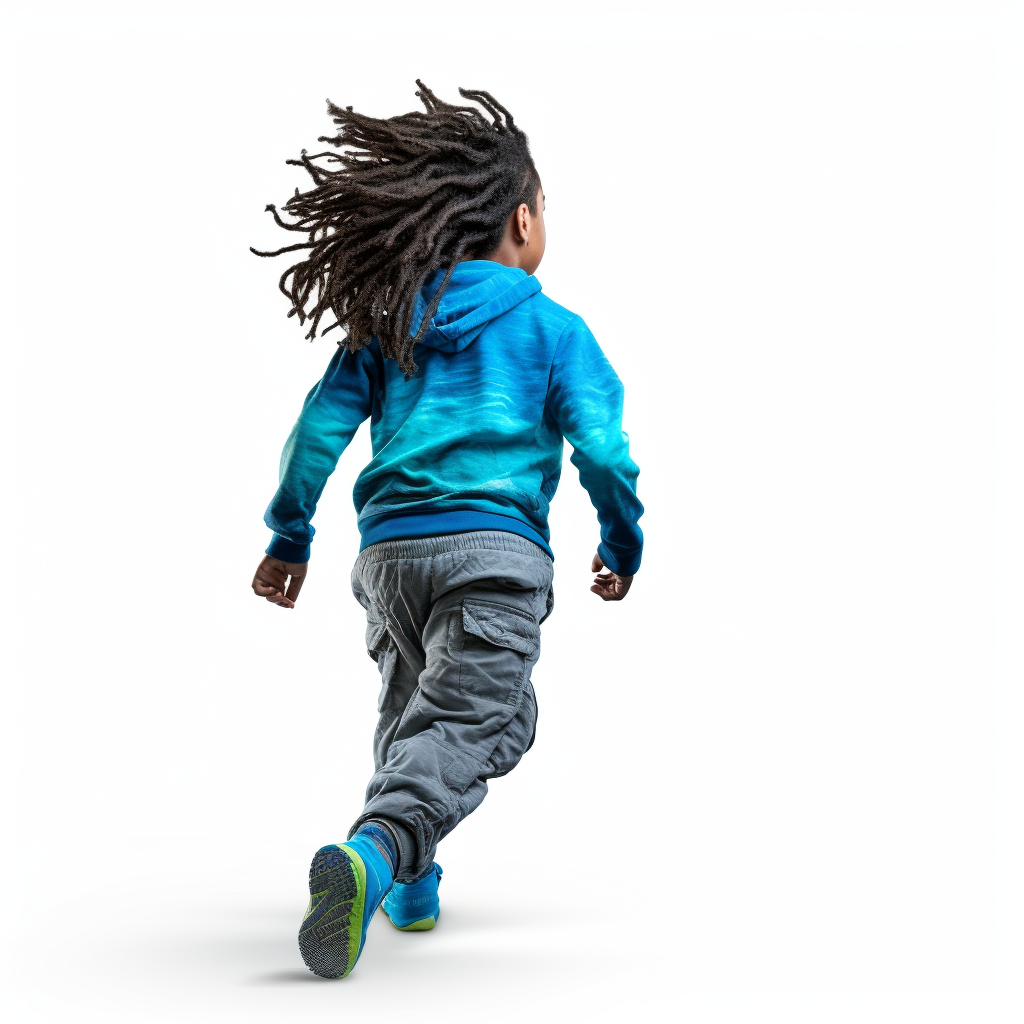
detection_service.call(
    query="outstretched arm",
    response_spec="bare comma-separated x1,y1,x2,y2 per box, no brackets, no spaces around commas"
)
546,316,644,585
263,343,376,563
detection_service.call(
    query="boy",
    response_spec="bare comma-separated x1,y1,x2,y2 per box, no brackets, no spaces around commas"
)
250,82,643,978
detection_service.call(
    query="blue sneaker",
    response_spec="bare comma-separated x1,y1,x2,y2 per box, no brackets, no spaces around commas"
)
382,862,443,931
299,835,394,978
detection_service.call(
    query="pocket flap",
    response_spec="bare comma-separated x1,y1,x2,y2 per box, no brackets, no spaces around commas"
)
462,600,539,656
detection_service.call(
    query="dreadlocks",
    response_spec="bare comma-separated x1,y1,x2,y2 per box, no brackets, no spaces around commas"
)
251,80,541,377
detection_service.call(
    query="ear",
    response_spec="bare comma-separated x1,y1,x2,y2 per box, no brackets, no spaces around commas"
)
513,202,532,245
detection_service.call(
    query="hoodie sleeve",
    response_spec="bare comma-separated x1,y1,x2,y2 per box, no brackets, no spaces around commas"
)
263,344,375,563
546,316,644,577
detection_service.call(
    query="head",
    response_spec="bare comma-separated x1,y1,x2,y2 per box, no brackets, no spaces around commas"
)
252,81,543,377
483,181,546,276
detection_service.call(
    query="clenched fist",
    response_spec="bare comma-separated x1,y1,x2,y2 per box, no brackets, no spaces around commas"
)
252,555,308,609
590,553,633,601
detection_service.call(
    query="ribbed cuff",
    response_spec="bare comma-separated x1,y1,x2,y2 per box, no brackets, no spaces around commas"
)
266,534,310,563
598,541,641,578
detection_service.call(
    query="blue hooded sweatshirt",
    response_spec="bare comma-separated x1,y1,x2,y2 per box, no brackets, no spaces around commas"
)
264,260,644,577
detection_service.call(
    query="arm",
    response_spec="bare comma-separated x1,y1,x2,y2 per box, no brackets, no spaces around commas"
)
546,316,644,579
263,343,375,564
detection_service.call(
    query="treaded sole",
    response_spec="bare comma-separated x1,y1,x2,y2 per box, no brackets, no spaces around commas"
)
299,845,365,979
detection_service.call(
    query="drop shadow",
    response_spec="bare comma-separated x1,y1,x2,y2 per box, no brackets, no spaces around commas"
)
244,968,328,985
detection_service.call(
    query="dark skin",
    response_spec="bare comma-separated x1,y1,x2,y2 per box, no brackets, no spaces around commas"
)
251,183,633,608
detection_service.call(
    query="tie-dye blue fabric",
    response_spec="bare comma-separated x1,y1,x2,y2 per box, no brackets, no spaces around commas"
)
264,260,644,576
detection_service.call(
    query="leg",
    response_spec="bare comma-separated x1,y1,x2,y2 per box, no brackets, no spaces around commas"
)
297,558,433,979
350,537,553,882
350,557,431,870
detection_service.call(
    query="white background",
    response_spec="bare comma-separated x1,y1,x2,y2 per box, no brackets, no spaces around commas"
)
1,2,1021,1022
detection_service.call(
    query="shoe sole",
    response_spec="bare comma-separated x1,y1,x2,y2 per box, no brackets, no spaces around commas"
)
382,896,440,931
389,913,437,931
299,845,367,979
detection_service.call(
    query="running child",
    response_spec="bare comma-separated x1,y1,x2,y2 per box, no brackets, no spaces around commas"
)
250,81,643,979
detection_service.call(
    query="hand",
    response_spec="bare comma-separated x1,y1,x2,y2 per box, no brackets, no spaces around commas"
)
252,555,308,609
590,553,633,601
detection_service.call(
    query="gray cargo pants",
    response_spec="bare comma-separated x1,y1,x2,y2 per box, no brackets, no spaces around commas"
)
346,530,554,883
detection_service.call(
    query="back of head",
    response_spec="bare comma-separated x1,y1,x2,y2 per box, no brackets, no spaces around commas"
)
252,81,541,377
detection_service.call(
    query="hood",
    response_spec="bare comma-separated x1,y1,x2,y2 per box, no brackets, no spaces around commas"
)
410,261,542,353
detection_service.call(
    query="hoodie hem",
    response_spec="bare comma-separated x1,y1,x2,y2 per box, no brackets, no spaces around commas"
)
359,510,553,560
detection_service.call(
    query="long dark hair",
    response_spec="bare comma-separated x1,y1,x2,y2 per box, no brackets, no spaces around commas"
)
251,81,540,377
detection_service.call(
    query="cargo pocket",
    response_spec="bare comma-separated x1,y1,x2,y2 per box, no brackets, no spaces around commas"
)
452,599,540,706
365,607,397,711
485,681,538,780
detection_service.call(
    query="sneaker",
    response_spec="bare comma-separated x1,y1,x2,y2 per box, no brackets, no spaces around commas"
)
382,862,443,931
299,835,393,978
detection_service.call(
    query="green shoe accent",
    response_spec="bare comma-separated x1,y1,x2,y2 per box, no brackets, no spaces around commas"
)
393,914,437,932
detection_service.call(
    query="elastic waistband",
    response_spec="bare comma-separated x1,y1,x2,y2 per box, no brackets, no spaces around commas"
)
356,529,553,564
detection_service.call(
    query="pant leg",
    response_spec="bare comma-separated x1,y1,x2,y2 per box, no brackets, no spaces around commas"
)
351,557,430,774
348,532,553,883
